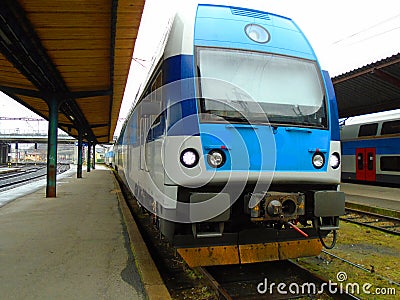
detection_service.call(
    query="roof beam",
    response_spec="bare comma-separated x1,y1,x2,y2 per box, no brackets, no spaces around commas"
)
371,68,400,89
90,123,110,129
108,0,118,142
340,97,400,118
71,89,112,99
95,135,109,139
0,85,42,98
0,0,98,144
1,91,48,120
333,56,400,84
0,1,59,91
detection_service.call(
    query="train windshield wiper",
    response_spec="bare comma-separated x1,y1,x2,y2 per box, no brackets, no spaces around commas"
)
220,115,250,124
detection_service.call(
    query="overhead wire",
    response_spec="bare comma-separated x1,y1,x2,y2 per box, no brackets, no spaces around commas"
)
332,13,400,45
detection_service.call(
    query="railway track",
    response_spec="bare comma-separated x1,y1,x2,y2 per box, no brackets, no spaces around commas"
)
0,166,46,190
322,249,400,287
117,171,388,299
198,260,361,299
341,208,400,236
0,166,45,180
0,164,69,191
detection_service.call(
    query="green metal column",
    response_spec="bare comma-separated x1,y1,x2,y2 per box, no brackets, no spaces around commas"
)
15,143,18,166
87,141,91,172
46,98,59,198
7,144,11,167
92,143,96,169
77,131,83,178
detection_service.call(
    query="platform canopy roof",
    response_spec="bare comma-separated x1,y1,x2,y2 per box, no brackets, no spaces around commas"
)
332,53,400,118
0,0,145,144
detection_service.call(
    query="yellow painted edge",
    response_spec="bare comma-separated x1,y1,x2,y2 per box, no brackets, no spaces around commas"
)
239,242,280,263
178,239,323,267
177,246,240,267
279,239,323,260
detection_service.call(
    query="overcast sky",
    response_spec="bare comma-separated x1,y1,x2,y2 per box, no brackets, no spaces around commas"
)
1,0,400,135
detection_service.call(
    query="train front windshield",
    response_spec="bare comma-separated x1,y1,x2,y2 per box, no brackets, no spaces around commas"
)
196,47,327,128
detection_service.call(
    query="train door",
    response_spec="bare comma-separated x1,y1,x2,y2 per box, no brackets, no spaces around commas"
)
139,117,150,171
356,148,376,181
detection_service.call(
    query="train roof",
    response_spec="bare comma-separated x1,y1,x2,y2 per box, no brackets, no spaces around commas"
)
164,2,313,59
342,110,400,126
340,110,400,140
121,2,312,128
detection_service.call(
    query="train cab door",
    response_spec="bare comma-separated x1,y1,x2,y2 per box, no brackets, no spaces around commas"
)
139,117,150,171
356,148,376,181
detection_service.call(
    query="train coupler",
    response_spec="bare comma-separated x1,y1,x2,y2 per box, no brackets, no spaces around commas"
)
245,192,305,222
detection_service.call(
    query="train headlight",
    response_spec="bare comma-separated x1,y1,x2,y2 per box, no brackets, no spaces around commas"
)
245,24,270,44
207,149,226,168
329,152,340,169
180,148,199,168
312,152,325,169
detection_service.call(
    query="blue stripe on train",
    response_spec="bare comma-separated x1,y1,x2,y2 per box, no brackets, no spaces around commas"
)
200,123,330,171
163,55,199,136
322,70,340,141
342,138,400,155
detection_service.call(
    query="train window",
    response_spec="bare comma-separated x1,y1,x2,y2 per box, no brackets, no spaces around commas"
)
367,152,374,170
196,47,327,128
150,71,163,127
381,120,400,135
380,156,400,172
357,153,364,170
358,123,378,137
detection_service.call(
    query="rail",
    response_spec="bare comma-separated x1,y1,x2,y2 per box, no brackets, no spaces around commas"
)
341,208,400,236
198,260,361,299
322,249,400,288
0,164,69,191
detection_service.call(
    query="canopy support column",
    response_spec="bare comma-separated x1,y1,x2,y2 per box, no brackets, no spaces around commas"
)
77,131,83,178
87,141,91,172
92,143,96,170
46,98,59,198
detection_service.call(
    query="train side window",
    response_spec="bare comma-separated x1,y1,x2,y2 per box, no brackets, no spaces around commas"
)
358,123,378,137
367,152,374,170
151,71,163,127
381,120,400,135
357,153,364,170
380,156,400,172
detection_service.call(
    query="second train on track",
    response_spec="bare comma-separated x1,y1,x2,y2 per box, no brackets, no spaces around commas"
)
341,114,400,185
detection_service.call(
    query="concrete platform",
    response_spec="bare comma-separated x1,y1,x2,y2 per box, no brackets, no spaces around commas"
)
341,183,400,213
0,165,170,299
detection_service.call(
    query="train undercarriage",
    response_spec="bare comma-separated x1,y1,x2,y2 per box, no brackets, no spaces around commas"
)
134,183,345,267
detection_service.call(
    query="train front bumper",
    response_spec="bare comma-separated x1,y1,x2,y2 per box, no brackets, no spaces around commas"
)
177,238,323,267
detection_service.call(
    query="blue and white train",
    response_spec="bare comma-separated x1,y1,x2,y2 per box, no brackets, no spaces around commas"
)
104,145,114,168
341,114,400,185
114,3,345,266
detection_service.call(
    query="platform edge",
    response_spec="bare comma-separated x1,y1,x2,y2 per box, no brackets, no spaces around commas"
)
112,175,172,300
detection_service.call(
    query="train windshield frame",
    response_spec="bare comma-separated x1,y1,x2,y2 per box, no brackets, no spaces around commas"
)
195,46,328,128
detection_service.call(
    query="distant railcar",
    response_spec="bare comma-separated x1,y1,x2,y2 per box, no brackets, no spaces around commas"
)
114,3,345,266
104,145,115,168
341,115,400,185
